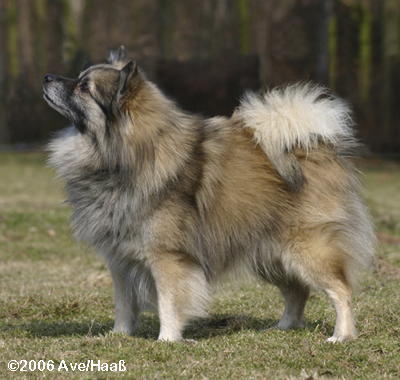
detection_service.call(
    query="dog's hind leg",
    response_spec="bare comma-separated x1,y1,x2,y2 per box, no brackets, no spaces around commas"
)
150,252,209,341
286,240,357,342
276,280,310,330
306,251,357,342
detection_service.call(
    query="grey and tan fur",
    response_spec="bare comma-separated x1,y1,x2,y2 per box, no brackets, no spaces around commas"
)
44,46,375,343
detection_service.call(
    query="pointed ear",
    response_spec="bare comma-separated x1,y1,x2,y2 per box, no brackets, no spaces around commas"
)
118,61,137,96
108,45,128,64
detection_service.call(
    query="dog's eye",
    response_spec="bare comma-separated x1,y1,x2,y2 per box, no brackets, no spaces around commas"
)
79,82,90,93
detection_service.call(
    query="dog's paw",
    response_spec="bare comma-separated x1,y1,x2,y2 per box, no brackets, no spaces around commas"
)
326,334,356,343
112,325,136,336
276,321,305,330
182,339,198,346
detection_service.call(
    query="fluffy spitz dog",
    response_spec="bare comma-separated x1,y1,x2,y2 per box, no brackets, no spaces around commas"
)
44,46,375,343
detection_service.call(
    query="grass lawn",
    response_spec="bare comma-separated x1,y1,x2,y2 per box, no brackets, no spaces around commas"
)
0,152,399,379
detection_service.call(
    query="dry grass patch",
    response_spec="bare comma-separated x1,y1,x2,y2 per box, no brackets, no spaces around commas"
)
0,153,399,379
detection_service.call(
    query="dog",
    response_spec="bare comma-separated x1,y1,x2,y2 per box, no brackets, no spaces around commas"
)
44,46,375,342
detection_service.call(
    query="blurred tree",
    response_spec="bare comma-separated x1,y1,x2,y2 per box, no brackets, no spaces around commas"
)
6,0,19,80
0,0,397,152
316,0,334,83
63,0,86,62
359,0,372,103
383,0,400,151
0,0,9,144
17,0,35,90
238,0,250,54
159,0,174,59
328,6,337,90
34,0,46,78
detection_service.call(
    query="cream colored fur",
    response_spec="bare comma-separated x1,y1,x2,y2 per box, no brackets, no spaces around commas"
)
238,83,354,159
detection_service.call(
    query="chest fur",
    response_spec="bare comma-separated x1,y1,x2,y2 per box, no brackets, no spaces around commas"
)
65,175,150,254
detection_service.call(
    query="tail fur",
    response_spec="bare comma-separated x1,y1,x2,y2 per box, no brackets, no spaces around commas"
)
237,83,357,190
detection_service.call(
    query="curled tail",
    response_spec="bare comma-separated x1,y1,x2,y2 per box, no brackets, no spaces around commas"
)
237,83,357,191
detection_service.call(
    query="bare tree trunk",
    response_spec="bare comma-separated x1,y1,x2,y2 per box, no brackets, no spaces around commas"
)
0,0,10,144
359,0,372,103
383,0,400,151
63,0,86,62
17,0,35,90
316,0,334,84
159,0,174,59
328,12,337,90
172,0,202,60
34,0,47,78
238,0,250,54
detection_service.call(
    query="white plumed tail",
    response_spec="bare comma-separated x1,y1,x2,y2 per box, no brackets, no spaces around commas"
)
237,83,357,190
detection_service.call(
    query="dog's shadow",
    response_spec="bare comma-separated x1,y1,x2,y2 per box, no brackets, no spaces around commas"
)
2,314,328,340
185,315,328,340
1,319,115,338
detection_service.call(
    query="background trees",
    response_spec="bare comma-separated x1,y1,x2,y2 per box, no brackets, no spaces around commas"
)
0,0,399,153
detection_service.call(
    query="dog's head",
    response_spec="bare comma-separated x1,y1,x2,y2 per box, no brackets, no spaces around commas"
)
43,46,141,135
45,46,185,180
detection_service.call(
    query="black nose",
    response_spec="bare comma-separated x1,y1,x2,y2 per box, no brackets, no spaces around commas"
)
43,74,54,84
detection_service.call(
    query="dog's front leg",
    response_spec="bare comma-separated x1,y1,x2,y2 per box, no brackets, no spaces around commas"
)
150,252,209,342
108,262,140,335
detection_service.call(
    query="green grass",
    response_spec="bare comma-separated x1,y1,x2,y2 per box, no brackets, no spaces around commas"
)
0,152,399,379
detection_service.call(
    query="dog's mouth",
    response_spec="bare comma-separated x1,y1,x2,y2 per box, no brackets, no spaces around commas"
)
44,92,57,106
43,84,53,102
43,91,70,118
43,92,59,107
43,92,52,104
